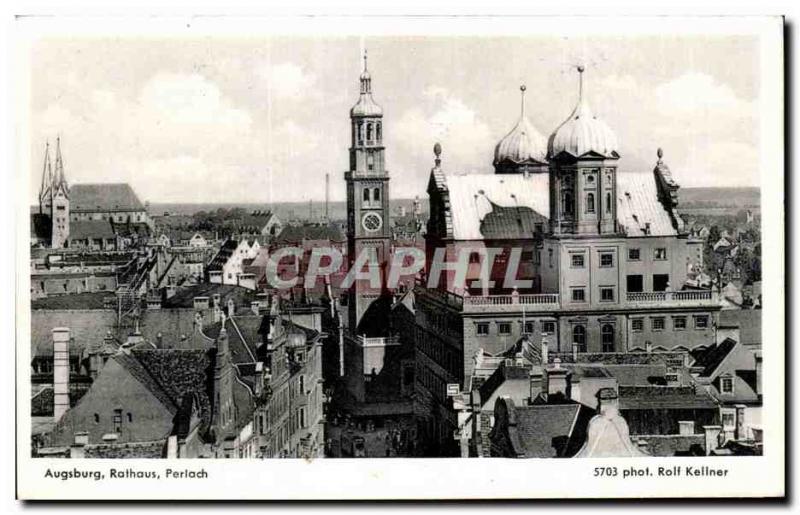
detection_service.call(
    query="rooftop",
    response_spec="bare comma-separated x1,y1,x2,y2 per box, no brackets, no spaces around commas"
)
70,183,146,213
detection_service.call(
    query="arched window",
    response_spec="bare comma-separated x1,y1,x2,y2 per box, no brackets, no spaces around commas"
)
586,193,595,213
376,123,382,142
601,324,615,353
562,192,574,216
94,413,100,424
373,188,381,202
573,325,586,353
363,188,370,203
366,123,374,142
606,192,612,213
358,122,364,144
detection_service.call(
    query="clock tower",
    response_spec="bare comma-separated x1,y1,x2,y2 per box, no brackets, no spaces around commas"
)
345,51,392,333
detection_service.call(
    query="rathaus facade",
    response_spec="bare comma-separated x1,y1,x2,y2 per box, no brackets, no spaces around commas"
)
414,68,719,455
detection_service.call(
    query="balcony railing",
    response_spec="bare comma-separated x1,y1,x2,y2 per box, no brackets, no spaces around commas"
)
462,293,560,313
357,335,401,347
626,290,717,305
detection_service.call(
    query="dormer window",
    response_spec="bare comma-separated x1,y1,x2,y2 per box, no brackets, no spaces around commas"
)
720,375,734,394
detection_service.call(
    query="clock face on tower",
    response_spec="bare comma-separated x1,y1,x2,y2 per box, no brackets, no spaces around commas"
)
361,212,383,232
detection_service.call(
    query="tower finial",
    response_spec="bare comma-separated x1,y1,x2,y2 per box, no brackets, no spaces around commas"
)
520,84,527,118
433,142,442,169
657,147,664,162
363,49,368,73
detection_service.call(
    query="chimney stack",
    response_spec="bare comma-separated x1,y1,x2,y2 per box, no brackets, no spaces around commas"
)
596,387,619,417
540,339,549,366
540,358,568,402
227,298,235,317
52,328,70,422
735,405,747,440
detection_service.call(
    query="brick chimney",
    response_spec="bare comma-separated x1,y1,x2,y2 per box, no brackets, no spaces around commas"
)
227,298,235,317
52,328,70,422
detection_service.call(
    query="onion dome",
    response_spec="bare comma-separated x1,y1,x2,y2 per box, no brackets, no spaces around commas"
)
548,66,619,159
350,50,383,117
493,85,548,169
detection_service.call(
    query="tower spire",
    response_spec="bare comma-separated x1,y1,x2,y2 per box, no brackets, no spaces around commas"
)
39,140,52,213
359,49,372,94
520,85,527,119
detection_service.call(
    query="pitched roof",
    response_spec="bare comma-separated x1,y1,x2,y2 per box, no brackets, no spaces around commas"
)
31,291,113,310
616,172,677,237
692,338,737,378
618,386,717,410
70,183,145,213
129,348,213,429
207,239,239,271
503,402,589,458
161,283,256,309
68,220,116,240
438,172,549,241
274,223,345,244
202,316,264,365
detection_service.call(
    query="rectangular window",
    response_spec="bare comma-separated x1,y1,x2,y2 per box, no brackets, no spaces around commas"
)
113,409,122,433
673,316,687,330
654,248,668,260
570,253,585,268
600,287,615,302
631,319,644,332
651,317,665,331
626,275,644,293
476,323,489,336
498,322,512,335
571,288,586,303
524,321,535,334
694,315,709,329
720,376,734,394
599,253,614,268
721,411,735,429
298,407,306,428
542,321,556,334
628,248,640,261
653,274,670,291
548,249,554,268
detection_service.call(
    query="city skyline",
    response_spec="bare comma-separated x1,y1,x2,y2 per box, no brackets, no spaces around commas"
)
29,36,760,205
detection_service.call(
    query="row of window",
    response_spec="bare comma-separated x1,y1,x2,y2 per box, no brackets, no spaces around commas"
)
569,247,667,269
630,315,709,332
475,320,557,337
362,187,381,203
570,286,616,303
560,191,613,215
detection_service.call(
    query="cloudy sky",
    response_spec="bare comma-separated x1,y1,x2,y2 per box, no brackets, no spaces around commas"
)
28,35,760,205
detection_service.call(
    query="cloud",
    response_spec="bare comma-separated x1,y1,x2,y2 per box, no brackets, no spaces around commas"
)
394,86,493,179
655,72,753,116
259,62,318,100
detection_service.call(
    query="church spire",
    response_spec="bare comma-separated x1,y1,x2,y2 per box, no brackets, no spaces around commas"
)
520,84,527,119
53,136,69,195
38,140,52,213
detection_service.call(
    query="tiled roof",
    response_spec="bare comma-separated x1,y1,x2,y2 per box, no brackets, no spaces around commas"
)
113,352,180,415
70,183,145,213
274,223,345,244
161,283,256,309
202,316,264,365
618,386,717,410
440,172,549,241
69,220,116,240
510,403,587,458
616,172,677,237
31,292,113,310
207,239,239,271
129,349,213,429
480,203,548,240
601,364,669,386
692,338,737,378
